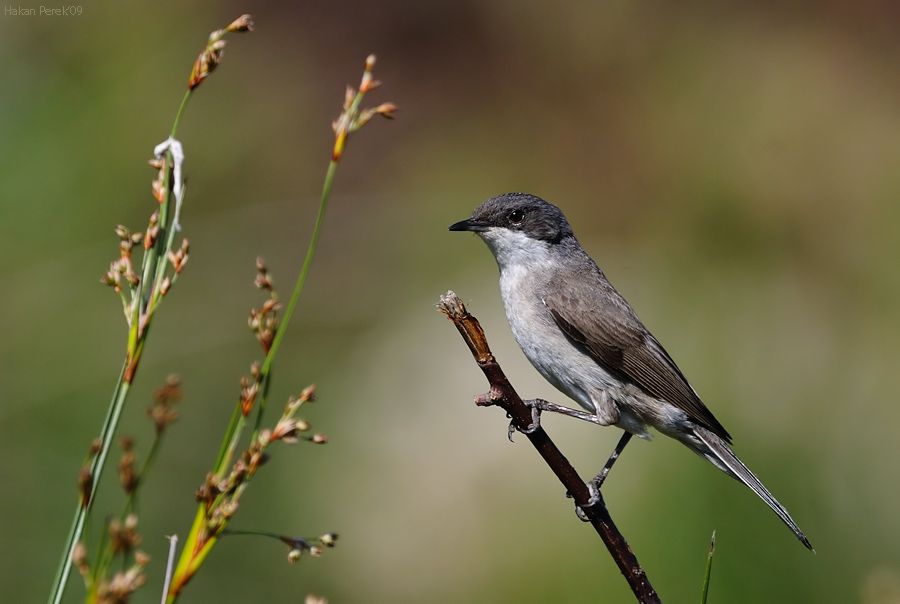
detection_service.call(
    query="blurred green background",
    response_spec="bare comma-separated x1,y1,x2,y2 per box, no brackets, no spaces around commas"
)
3,1,900,602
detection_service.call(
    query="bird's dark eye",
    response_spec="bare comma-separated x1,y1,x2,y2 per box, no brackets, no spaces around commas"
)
509,209,526,225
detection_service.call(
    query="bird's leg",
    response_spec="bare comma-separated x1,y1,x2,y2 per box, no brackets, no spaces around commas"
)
474,388,541,441
566,431,633,521
591,431,633,490
524,398,605,424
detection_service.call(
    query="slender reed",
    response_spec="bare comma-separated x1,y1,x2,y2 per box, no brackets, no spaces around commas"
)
700,530,717,604
47,16,254,604
164,54,395,602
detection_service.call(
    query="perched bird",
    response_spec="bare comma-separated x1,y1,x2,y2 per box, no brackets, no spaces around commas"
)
449,192,812,550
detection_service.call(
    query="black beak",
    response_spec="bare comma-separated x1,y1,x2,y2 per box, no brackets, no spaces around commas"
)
448,218,487,232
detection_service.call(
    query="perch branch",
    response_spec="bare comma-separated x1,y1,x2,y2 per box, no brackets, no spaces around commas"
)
438,290,659,604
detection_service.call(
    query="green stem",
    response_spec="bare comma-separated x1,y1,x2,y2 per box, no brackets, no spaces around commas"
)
211,402,244,477
700,530,716,604
261,159,338,376
221,528,282,539
167,159,341,604
170,90,191,138
126,427,166,514
252,159,338,434
212,158,339,480
48,89,192,604
92,427,167,586
145,90,192,313
47,365,131,604
167,62,381,600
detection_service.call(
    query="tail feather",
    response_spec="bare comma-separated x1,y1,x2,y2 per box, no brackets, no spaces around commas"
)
692,427,814,551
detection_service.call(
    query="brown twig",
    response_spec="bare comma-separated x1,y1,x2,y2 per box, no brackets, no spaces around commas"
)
438,290,660,604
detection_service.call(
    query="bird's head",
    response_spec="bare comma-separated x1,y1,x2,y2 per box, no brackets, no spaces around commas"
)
449,193,574,265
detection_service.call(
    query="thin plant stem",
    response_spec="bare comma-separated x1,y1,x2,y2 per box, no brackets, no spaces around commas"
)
127,428,166,514
47,89,193,604
48,364,130,604
170,91,191,138
700,530,717,604
166,159,340,602
253,158,338,434
221,528,283,539
212,143,342,480
166,54,391,602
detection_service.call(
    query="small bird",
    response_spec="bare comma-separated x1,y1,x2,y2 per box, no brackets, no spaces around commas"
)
450,192,812,550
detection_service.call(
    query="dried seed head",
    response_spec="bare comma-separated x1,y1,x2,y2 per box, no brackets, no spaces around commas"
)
225,14,254,32
167,240,190,274
188,15,253,90
144,212,160,249
260,298,280,314
255,272,274,291
195,472,219,504
97,565,146,604
311,433,328,444
359,54,378,93
299,384,317,403
72,541,90,578
115,225,131,240
343,85,355,111
272,418,308,444
78,467,93,508
305,596,328,604
219,499,239,520
109,514,142,555
288,548,302,564
330,54,395,162
319,532,338,547
240,376,259,417
118,442,137,494
309,545,322,557
124,513,138,532
101,270,119,288
374,102,398,119
148,374,182,433
152,174,166,203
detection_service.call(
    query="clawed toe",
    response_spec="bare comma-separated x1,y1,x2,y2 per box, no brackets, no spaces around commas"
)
574,481,601,522
507,404,541,442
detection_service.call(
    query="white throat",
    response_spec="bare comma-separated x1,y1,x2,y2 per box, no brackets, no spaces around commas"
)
478,227,553,272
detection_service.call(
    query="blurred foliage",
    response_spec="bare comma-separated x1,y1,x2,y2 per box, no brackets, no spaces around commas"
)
2,1,900,602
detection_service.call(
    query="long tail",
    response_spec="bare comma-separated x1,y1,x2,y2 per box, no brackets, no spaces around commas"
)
692,426,814,551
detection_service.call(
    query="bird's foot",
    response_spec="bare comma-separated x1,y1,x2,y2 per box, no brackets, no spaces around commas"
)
570,481,601,522
507,403,541,442
591,466,613,491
